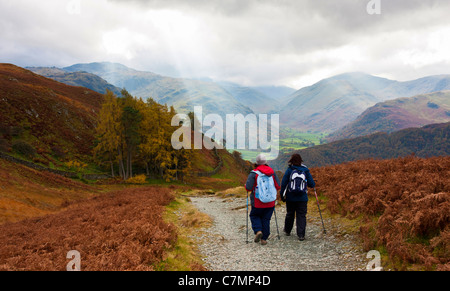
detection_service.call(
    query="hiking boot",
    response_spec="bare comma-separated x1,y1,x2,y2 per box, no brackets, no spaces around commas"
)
261,239,268,246
298,236,305,241
254,231,263,243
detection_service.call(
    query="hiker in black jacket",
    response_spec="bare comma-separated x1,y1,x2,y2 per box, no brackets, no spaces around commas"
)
280,154,315,241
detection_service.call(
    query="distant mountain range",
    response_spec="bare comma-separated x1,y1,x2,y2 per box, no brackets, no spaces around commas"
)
279,72,450,133
327,90,450,141
216,81,278,114
27,62,450,138
0,63,251,181
270,122,450,170
6,62,450,174
61,62,296,117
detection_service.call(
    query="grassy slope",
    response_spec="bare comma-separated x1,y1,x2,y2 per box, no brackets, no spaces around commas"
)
189,149,250,191
0,143,249,225
0,159,98,223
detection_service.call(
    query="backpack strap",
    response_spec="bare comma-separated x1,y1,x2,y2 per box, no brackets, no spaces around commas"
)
251,170,260,193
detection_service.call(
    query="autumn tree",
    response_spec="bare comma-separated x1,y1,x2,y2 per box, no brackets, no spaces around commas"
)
138,98,160,176
120,90,143,180
93,90,122,177
94,90,192,182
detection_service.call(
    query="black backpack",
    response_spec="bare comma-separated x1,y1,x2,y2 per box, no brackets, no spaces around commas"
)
288,167,307,195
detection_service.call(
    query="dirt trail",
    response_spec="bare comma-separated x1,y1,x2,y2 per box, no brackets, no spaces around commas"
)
190,196,367,271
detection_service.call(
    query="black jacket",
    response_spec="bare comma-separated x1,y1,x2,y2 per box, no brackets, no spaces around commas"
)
280,165,315,202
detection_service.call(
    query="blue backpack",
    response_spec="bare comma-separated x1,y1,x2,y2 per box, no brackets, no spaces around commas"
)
253,170,277,203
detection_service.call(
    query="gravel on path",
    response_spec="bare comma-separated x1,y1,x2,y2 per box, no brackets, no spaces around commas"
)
190,196,367,271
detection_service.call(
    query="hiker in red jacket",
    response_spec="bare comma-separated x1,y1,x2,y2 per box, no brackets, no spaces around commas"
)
245,154,281,245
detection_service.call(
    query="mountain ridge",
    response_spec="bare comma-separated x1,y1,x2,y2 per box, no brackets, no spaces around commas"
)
27,66,123,96
279,72,450,132
24,62,450,135
270,122,450,171
327,90,450,141
63,62,257,117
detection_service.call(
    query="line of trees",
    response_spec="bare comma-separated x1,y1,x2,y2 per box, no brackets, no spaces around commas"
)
93,90,192,181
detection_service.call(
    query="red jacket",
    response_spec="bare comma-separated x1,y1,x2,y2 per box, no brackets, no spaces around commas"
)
245,165,281,208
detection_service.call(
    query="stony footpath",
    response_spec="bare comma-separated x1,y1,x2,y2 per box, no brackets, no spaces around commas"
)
190,196,368,271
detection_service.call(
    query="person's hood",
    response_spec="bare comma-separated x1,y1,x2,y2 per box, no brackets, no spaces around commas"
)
291,164,309,171
255,164,275,176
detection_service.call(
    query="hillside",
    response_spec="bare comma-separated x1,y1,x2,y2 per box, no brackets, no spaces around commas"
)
270,122,450,170
0,63,104,163
0,62,250,212
190,147,251,191
328,91,450,141
0,186,176,271
0,64,250,226
311,156,449,270
279,72,450,133
0,63,249,181
0,158,97,223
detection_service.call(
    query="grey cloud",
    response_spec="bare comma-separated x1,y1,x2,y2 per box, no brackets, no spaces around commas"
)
108,0,255,16
108,0,450,56
1,0,450,87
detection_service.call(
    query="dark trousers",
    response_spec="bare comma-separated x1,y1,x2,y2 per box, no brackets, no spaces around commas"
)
284,201,308,238
250,207,274,241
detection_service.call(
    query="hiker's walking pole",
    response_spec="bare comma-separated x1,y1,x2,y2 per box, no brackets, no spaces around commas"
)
273,203,281,240
246,191,249,244
314,188,327,234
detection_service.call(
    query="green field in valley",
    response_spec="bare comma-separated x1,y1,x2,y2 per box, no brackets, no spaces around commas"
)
231,128,327,162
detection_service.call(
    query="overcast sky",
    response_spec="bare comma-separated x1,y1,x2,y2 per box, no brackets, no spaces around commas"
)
1,0,450,88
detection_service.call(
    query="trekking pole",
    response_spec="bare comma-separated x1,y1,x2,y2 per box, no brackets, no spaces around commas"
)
246,191,249,244
273,203,281,240
313,188,327,234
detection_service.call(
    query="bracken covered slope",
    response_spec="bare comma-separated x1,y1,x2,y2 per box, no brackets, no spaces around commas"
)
0,63,104,159
312,156,450,270
0,187,176,271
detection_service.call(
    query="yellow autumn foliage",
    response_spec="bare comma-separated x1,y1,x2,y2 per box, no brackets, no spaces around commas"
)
126,174,147,184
